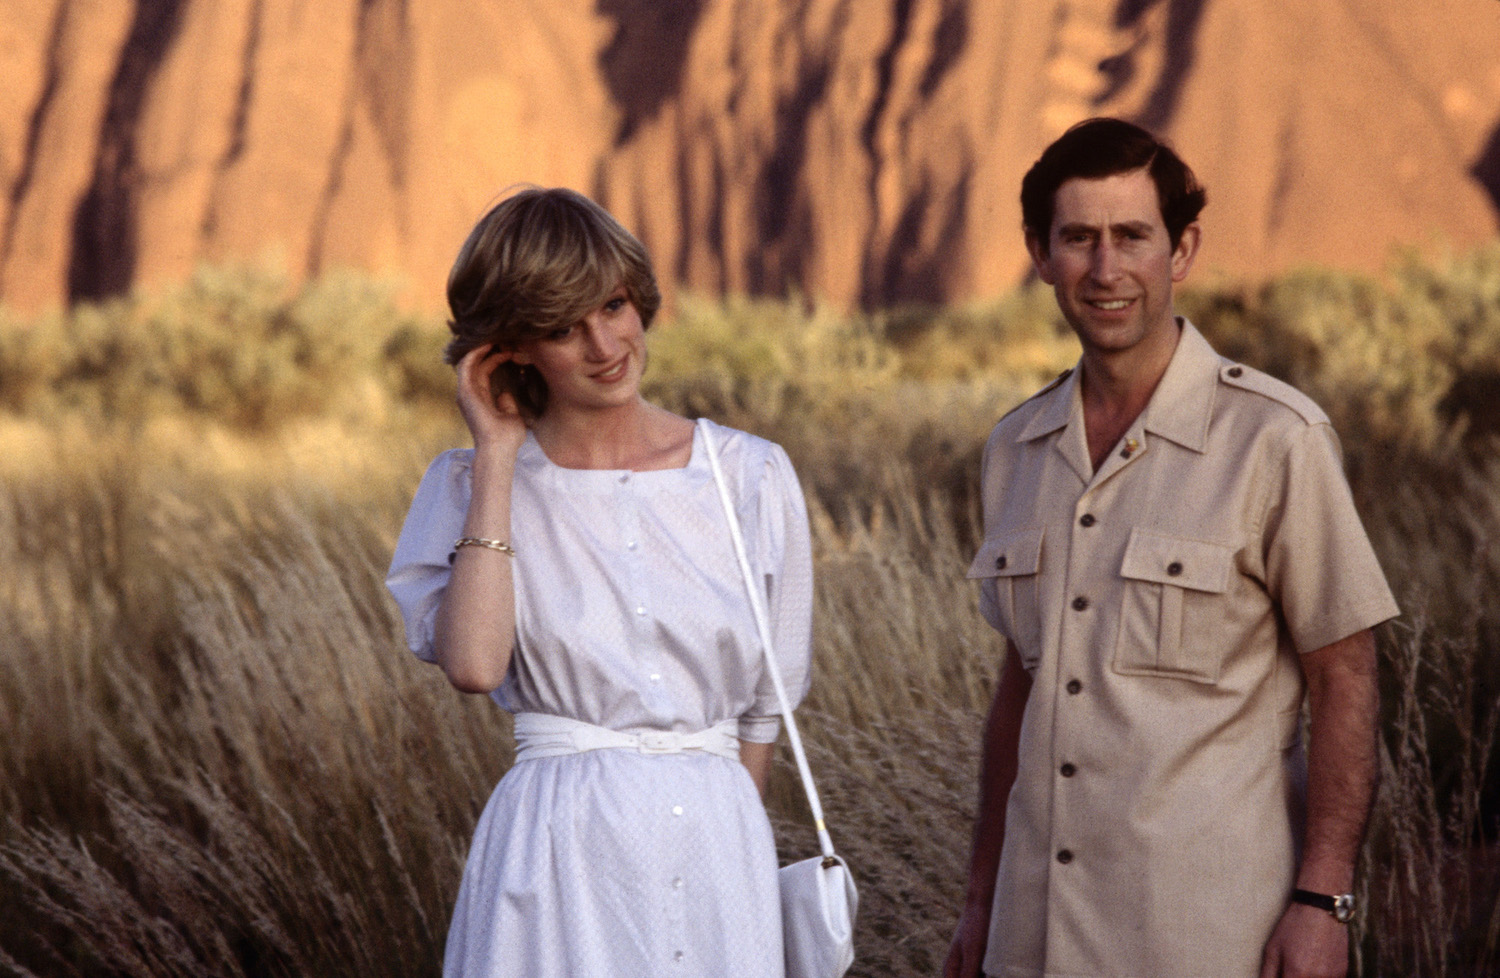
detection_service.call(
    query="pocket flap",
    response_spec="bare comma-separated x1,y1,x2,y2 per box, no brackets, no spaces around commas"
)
967,527,1043,580
1120,528,1233,593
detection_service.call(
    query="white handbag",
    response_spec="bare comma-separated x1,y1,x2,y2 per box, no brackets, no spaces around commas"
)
700,419,858,978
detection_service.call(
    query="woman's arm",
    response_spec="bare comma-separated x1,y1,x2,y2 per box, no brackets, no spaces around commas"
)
739,740,775,797
431,346,528,693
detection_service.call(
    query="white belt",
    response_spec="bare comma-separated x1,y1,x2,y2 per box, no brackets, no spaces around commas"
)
512,712,741,764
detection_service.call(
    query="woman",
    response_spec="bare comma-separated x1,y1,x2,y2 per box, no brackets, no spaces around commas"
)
385,187,813,977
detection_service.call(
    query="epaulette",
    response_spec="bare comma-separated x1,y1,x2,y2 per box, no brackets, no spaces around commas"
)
995,367,1073,425
1217,362,1328,425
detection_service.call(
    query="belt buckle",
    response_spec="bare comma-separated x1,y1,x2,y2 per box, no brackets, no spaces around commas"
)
638,731,676,754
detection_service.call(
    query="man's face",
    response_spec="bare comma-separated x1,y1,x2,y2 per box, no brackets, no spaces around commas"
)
1027,167,1199,360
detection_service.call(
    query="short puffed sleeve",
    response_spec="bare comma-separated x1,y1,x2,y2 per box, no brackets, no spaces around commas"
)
737,438,814,743
385,450,472,663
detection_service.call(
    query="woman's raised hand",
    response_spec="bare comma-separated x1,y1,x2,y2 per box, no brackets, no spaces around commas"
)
456,344,528,454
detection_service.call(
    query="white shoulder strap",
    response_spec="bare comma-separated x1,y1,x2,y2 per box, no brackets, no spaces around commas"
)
697,419,837,861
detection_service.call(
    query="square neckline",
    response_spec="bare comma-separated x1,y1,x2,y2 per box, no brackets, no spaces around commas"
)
520,420,705,476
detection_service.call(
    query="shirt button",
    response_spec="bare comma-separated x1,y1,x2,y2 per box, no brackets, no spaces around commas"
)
1071,596,1089,611
1167,561,1183,576
995,554,1007,570
618,473,630,484
1066,679,1083,695
1060,763,1077,777
1078,513,1096,527
671,805,684,816
1057,849,1074,865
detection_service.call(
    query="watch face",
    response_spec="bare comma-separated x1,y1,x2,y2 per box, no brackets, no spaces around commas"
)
1333,894,1355,923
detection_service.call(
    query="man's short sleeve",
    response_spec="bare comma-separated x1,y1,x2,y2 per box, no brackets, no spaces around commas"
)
1263,423,1400,653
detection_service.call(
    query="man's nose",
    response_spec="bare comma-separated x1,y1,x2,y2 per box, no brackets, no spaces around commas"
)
1089,242,1122,283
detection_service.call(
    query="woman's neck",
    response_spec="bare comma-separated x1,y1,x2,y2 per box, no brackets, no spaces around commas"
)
530,400,693,471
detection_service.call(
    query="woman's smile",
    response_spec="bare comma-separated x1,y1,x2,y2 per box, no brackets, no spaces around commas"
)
591,356,630,383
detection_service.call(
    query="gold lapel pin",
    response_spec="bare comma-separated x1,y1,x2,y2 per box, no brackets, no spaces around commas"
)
1120,437,1139,459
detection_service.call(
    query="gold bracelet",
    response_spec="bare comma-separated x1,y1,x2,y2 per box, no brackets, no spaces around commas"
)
453,537,517,557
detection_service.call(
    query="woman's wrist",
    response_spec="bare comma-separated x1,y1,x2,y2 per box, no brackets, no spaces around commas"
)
470,437,524,472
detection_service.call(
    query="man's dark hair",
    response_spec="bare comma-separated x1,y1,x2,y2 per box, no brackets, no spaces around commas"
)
1021,117,1206,254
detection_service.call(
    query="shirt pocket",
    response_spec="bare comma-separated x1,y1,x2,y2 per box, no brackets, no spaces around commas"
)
1113,527,1235,684
966,527,1044,668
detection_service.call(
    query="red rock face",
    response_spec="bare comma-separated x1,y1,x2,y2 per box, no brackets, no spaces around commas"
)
1,0,1498,314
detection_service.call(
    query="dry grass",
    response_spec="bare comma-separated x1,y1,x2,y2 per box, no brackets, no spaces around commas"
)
1,256,1497,976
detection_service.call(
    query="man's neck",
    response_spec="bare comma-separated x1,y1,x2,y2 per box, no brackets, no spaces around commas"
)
1078,318,1183,472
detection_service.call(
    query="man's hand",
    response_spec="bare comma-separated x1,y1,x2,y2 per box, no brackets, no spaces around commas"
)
943,901,991,978
1259,902,1350,978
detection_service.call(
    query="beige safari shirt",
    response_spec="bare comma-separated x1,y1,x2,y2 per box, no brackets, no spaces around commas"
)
967,320,1398,978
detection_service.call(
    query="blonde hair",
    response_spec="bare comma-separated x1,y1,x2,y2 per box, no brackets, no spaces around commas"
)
445,187,662,417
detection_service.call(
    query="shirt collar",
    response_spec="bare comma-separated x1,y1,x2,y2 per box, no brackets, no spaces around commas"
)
1015,317,1219,454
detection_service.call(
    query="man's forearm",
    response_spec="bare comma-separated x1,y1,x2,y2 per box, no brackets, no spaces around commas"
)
1297,629,1381,893
963,641,1032,907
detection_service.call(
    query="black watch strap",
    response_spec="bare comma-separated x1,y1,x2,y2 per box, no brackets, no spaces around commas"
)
1291,888,1355,923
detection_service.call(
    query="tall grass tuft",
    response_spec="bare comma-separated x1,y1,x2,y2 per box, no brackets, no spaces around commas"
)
2,251,1498,975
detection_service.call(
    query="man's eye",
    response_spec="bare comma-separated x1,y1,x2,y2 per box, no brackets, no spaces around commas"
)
546,326,574,341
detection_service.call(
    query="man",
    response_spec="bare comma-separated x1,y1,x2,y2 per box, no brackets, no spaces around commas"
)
945,118,1399,978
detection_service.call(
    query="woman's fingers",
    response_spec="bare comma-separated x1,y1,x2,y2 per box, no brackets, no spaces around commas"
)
455,344,528,449
456,345,507,407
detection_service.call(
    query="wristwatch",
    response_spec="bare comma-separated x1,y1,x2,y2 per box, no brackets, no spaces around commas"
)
1291,888,1355,923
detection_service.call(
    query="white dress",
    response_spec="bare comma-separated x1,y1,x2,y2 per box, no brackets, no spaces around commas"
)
386,419,813,978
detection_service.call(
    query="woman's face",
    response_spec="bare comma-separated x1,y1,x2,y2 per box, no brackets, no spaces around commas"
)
512,285,647,415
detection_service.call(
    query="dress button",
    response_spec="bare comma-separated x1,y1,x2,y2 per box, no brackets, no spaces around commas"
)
627,540,638,551
618,473,630,484
1060,763,1076,777
1071,596,1089,611
1228,366,1244,378
995,554,1007,570
636,606,647,616
1167,561,1183,576
674,951,685,962
1079,514,1095,527
649,673,661,682
1057,849,1074,864
672,877,684,889
671,805,684,816
1066,679,1083,695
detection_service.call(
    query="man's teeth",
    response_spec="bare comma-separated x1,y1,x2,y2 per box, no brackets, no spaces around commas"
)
1092,300,1131,310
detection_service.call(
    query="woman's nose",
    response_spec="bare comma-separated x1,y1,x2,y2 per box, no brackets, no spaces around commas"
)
582,316,619,359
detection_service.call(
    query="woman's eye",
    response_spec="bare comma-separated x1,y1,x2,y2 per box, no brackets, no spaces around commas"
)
546,326,573,341
604,296,627,312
